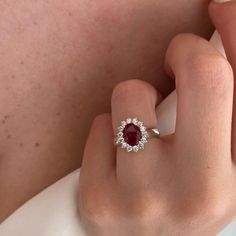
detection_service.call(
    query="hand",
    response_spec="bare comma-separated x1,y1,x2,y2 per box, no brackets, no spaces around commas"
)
78,2,236,235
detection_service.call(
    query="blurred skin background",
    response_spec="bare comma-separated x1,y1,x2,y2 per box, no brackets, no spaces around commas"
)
0,0,213,222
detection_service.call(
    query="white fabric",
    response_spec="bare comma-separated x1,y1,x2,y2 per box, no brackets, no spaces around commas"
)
0,170,86,236
1,31,236,235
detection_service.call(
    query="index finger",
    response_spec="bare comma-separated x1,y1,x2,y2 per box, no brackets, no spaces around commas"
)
165,34,233,165
209,0,236,158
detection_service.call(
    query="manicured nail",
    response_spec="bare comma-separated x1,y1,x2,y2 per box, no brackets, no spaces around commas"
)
212,0,232,3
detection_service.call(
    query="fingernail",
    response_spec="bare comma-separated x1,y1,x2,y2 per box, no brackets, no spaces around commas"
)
212,0,232,3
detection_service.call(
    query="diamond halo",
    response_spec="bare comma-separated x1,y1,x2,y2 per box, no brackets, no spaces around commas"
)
115,117,149,153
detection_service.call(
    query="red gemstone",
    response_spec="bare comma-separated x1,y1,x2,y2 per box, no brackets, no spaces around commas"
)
123,123,142,146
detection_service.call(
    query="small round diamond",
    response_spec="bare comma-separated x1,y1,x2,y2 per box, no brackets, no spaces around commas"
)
132,117,138,124
133,146,139,152
139,142,145,149
142,131,148,138
141,137,147,143
117,132,123,138
118,126,124,131
116,137,124,144
121,121,126,127
140,126,146,132
138,121,143,126
121,142,127,148
126,118,132,124
127,146,133,152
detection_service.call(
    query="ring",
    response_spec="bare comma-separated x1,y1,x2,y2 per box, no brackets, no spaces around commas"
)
114,117,160,153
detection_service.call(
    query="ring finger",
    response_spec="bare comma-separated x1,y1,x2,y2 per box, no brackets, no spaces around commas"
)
111,80,163,185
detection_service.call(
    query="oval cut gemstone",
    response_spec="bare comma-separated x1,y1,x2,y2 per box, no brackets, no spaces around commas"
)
123,123,142,146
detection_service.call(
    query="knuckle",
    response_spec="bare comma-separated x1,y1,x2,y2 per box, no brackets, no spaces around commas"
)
185,53,233,91
168,33,201,52
112,79,154,105
168,34,233,92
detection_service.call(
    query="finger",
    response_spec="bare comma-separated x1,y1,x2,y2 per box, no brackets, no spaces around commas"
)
165,34,233,164
111,80,163,182
112,80,162,130
81,113,115,180
209,1,236,157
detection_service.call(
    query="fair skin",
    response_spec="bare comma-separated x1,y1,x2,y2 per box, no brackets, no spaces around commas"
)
78,1,236,235
0,0,213,221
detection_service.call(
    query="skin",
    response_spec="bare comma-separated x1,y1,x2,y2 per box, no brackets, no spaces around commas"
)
78,1,236,235
0,0,213,222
